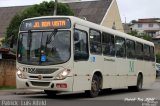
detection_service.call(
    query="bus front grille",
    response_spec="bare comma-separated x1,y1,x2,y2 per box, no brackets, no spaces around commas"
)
29,76,53,79
28,68,58,74
30,81,50,86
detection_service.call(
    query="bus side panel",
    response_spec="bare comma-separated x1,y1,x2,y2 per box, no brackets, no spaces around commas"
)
103,56,117,88
116,58,128,87
72,61,91,91
127,59,140,86
73,56,103,91
143,61,156,85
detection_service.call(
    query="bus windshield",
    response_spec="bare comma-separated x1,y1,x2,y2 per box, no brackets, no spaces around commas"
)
17,30,70,65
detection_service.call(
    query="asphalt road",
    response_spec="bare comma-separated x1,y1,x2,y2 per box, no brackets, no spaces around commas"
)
0,78,160,106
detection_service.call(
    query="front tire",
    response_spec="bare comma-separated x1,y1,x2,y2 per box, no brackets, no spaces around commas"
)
85,75,100,98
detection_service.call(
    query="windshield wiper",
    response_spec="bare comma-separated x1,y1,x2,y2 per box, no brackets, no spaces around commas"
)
46,29,58,44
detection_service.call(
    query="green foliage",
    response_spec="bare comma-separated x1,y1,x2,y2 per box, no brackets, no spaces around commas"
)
0,86,16,90
4,1,74,45
128,30,152,41
141,33,152,41
128,30,138,37
156,53,160,63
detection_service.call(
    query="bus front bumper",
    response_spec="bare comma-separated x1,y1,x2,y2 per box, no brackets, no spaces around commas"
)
16,76,73,92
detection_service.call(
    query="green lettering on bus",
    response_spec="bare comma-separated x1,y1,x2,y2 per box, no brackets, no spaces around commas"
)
129,61,134,72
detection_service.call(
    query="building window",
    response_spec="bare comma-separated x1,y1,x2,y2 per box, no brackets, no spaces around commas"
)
138,24,142,28
148,24,153,27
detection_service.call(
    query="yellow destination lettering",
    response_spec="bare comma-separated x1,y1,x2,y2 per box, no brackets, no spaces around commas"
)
41,21,51,27
33,20,66,29
60,20,66,26
51,20,66,27
33,22,40,28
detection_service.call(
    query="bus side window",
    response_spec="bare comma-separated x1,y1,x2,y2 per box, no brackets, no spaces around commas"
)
102,32,115,56
89,29,102,55
74,29,89,61
115,36,126,58
135,42,143,60
126,39,135,59
144,44,150,61
150,46,155,61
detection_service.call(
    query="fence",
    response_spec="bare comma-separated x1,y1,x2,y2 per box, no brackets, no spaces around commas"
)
0,59,16,87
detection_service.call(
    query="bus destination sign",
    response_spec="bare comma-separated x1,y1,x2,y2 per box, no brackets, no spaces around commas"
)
20,18,71,31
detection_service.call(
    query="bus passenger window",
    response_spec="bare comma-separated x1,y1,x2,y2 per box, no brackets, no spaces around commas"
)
144,44,150,61
74,29,89,61
126,39,135,59
102,32,115,56
89,29,102,54
150,46,155,61
135,42,143,60
115,36,126,58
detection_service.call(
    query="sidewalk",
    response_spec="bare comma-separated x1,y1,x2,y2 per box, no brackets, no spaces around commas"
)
0,89,44,95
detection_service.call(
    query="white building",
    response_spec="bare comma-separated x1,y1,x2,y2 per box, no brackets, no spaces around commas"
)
131,18,160,38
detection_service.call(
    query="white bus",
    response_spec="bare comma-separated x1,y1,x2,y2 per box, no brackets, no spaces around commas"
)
16,16,156,97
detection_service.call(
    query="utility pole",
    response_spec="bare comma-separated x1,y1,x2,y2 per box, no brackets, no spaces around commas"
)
54,0,58,15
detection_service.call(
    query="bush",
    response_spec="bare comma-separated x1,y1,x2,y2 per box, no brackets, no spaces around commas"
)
156,53,160,63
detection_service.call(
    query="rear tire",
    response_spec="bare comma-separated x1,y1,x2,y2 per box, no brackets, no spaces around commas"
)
128,74,143,92
85,75,100,98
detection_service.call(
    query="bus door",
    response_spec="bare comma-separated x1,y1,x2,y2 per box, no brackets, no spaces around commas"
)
72,24,91,91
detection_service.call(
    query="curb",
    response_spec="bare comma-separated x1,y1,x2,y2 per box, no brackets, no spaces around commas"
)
15,91,44,95
15,89,44,95
0,89,44,95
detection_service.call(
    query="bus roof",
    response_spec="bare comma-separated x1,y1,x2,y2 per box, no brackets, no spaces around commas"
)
23,16,154,46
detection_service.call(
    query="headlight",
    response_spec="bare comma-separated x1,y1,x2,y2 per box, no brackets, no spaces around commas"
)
17,68,27,79
54,69,71,80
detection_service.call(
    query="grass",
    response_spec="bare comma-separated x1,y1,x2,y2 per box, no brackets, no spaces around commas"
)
0,86,16,90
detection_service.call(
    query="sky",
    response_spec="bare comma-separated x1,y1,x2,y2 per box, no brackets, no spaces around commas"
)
0,0,160,23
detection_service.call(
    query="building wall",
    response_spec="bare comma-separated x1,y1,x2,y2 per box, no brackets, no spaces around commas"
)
101,0,124,32
131,23,160,38
131,23,160,32
0,59,16,87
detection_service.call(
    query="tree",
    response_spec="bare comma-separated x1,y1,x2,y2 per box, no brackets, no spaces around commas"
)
131,20,137,24
128,30,138,37
4,1,74,45
140,33,152,41
156,53,160,63
128,30,152,41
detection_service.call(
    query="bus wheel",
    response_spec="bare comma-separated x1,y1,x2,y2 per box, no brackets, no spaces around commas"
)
85,75,100,98
44,90,57,97
128,74,143,92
